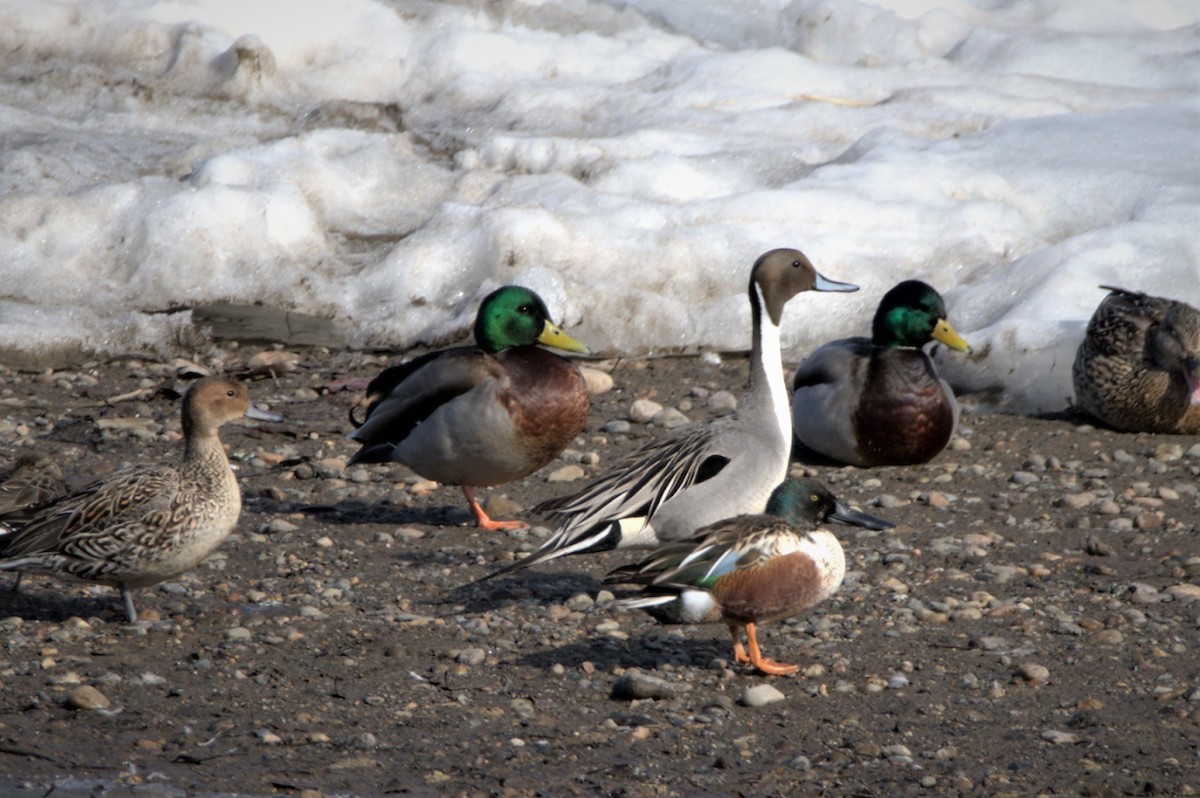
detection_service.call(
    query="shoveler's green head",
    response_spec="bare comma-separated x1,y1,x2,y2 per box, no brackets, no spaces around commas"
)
767,478,894,531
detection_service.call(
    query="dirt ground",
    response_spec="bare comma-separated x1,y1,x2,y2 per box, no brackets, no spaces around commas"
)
0,344,1197,797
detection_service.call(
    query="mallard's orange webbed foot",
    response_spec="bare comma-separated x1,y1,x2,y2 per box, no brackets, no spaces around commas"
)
463,485,529,531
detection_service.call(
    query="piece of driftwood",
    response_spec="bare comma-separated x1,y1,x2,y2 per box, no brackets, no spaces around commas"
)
193,303,346,348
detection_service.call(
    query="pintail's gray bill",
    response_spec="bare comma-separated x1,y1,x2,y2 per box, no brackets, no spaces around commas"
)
813,272,859,293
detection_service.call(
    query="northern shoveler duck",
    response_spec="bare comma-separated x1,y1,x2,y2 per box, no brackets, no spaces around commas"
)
606,478,893,675
0,377,281,622
791,279,970,467
1072,286,1200,434
482,248,858,580
347,285,591,530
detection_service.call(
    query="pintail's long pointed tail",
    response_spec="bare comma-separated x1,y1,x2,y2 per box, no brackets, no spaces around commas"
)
471,516,647,584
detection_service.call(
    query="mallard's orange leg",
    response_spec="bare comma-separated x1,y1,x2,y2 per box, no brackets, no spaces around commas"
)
745,622,798,675
462,485,527,531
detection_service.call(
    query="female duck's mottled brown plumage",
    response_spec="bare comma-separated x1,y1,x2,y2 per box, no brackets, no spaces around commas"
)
1073,286,1200,434
0,377,281,622
347,285,591,531
0,453,67,518
792,280,970,467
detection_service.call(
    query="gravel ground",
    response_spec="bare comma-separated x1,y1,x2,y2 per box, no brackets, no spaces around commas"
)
0,346,1198,798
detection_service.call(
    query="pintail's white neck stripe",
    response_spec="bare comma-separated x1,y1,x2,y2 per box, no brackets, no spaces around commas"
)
751,280,792,443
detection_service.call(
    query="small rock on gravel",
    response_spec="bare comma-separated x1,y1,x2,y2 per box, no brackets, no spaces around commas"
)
65,685,110,711
739,684,785,707
611,670,676,700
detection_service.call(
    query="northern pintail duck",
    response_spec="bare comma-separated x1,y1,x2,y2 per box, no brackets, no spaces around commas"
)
792,279,970,467
1072,286,1200,434
347,285,591,530
0,377,281,622
484,249,858,579
607,478,892,675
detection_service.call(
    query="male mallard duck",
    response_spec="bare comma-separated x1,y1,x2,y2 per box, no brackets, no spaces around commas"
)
347,285,591,531
791,279,970,467
1072,286,1200,434
0,377,281,622
482,248,858,579
0,453,67,518
606,478,893,675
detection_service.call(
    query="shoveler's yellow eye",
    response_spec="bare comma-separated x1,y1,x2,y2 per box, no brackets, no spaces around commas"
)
810,494,819,503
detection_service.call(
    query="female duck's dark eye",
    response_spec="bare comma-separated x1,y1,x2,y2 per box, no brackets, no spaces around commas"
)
227,389,237,398
792,260,803,268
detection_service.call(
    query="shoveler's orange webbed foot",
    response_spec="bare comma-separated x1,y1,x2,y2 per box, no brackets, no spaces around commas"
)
744,622,799,676
463,486,529,531
750,657,799,676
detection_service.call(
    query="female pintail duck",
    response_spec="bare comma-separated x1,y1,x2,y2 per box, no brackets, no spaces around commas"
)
0,377,281,623
791,279,970,467
483,249,858,580
1072,286,1200,434
0,453,67,518
606,478,893,676
347,285,591,531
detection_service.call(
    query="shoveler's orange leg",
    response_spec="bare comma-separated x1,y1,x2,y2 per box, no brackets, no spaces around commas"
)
462,485,528,531
729,624,751,665
745,622,798,676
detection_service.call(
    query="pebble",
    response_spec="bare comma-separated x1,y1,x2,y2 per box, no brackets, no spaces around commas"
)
707,391,737,415
546,465,585,483
628,399,663,423
611,671,676,700
1016,663,1050,684
1041,729,1080,745
579,366,614,395
739,684,785,707
1092,629,1124,645
652,408,690,429
65,685,110,711
1059,492,1096,510
226,627,253,641
456,648,487,667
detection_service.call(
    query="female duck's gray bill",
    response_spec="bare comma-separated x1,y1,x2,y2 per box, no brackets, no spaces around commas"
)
812,272,859,293
831,500,895,530
245,405,284,423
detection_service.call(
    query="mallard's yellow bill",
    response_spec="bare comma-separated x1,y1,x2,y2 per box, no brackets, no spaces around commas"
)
932,319,970,352
538,321,591,355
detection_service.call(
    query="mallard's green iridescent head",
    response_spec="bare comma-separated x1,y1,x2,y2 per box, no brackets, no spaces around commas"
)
473,286,591,355
871,280,970,352
767,478,895,531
